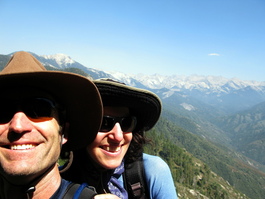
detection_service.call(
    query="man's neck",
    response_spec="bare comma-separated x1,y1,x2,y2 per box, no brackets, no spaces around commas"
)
0,164,62,199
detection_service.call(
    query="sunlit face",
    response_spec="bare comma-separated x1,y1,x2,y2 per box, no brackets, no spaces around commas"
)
0,88,67,184
86,106,133,170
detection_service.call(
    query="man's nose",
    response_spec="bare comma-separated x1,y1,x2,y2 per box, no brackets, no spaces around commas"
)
8,112,33,133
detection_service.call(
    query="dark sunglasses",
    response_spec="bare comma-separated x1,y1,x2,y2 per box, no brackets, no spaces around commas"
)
100,115,137,133
0,98,59,124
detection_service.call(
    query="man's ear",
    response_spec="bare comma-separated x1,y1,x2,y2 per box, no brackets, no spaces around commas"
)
62,135,68,145
61,122,70,145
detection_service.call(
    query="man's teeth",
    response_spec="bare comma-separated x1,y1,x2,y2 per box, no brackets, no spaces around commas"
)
11,144,36,150
102,146,121,152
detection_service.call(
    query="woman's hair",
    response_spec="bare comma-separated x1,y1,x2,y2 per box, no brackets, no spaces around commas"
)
125,130,150,164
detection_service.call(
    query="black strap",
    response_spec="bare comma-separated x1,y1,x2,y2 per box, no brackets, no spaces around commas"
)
63,183,97,199
124,156,148,199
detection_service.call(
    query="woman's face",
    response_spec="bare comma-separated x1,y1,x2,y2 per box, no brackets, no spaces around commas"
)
86,106,133,170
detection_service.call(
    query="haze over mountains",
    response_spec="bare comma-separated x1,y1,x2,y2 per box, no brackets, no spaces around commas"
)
1,52,265,198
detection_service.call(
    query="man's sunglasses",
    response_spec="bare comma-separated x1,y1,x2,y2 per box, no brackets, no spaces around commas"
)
0,98,59,124
100,115,137,132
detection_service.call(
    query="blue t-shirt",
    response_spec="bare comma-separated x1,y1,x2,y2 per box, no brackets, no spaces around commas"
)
118,153,178,199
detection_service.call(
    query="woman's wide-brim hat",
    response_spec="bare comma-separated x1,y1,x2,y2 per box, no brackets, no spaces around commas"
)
93,78,162,132
0,51,102,150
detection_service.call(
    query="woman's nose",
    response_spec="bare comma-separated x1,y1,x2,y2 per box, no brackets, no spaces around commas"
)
108,123,124,141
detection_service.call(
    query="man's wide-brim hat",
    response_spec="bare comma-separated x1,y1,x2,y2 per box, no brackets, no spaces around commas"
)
94,78,162,132
0,51,102,150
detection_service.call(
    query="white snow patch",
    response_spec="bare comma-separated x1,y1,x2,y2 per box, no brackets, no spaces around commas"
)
180,103,196,111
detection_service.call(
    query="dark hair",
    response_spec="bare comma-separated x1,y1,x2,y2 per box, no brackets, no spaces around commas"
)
125,130,150,164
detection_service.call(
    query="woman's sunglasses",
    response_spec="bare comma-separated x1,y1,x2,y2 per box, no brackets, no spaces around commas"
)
100,115,137,132
0,98,59,124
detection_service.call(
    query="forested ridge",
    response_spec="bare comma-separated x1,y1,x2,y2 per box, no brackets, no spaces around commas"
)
145,117,265,199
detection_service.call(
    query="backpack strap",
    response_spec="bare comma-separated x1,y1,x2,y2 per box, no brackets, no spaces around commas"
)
124,155,148,199
63,183,97,199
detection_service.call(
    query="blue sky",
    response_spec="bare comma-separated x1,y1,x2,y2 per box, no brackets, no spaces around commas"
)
1,0,264,81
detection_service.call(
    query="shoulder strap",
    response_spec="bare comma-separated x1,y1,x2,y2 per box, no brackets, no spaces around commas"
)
124,155,148,199
63,183,97,199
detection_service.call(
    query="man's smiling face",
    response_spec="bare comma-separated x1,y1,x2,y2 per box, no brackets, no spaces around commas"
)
0,88,67,185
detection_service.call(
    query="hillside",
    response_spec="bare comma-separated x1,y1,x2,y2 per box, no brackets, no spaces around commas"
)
144,126,250,199
218,101,265,167
149,117,265,199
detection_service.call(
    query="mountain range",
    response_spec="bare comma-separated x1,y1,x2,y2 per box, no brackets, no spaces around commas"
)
31,52,265,114
4,52,264,112
1,52,265,198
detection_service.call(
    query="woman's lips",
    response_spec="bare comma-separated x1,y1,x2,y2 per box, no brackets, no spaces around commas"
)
100,145,122,152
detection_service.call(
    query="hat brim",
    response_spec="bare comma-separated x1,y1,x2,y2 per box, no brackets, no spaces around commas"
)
0,71,102,150
94,80,161,132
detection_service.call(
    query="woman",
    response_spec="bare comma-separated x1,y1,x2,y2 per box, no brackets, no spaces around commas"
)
61,79,178,199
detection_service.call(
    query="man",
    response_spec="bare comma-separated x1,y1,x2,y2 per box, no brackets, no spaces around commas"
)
0,51,103,198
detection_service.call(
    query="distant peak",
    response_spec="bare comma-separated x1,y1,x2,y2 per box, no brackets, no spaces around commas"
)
41,53,75,65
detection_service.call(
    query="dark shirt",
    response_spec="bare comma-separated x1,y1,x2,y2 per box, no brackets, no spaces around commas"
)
50,179,71,199
50,178,97,199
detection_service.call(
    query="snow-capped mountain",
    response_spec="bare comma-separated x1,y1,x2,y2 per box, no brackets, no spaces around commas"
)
34,52,265,92
31,53,265,113
41,53,75,68
36,53,265,115
34,53,87,70
111,71,265,94
2,52,265,114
